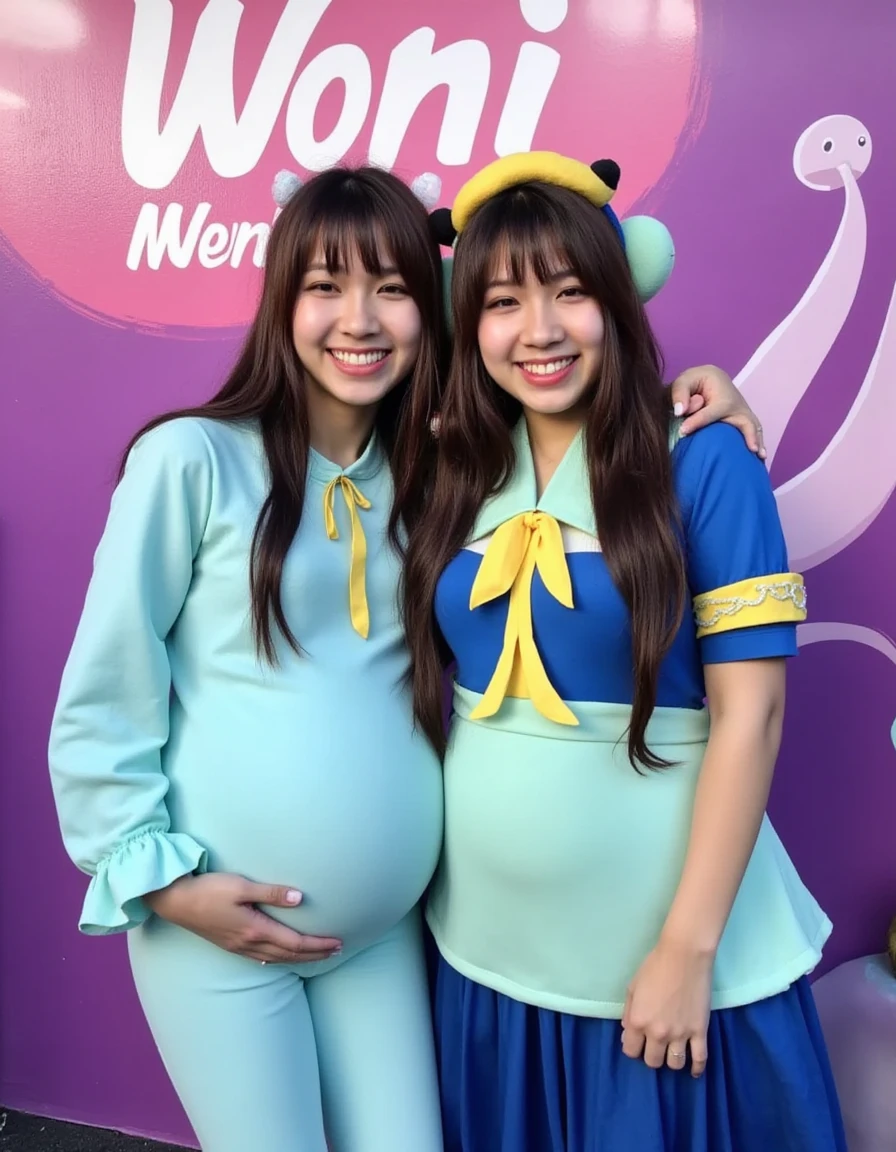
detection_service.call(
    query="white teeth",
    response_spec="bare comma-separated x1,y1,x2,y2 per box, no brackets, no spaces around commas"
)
521,357,574,376
331,350,389,366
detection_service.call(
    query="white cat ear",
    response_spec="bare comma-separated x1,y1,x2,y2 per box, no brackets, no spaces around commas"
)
411,172,442,211
272,169,304,208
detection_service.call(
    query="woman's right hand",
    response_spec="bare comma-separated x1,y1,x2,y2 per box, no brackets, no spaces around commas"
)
144,873,343,963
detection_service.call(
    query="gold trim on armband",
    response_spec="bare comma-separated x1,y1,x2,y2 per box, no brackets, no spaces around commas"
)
693,573,806,638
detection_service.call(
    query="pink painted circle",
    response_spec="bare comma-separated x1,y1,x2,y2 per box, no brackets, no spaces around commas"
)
0,0,701,330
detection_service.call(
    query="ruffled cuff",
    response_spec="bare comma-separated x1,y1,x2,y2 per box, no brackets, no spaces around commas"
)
79,829,208,936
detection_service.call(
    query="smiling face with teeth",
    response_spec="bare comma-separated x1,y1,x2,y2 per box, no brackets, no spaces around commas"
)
478,258,605,420
292,241,422,420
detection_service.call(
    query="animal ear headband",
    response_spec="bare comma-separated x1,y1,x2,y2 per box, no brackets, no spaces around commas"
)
428,151,675,303
272,168,444,211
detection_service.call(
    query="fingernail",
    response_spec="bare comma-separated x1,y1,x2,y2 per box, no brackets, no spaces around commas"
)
673,402,684,417
286,889,302,904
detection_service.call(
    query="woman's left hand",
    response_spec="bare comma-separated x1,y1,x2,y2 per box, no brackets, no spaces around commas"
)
668,365,766,459
621,936,714,1077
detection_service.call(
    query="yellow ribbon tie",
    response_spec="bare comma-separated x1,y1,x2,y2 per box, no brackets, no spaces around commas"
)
323,476,372,639
468,512,578,725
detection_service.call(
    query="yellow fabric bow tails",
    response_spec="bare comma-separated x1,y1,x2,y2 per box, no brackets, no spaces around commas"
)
469,512,578,725
323,475,372,639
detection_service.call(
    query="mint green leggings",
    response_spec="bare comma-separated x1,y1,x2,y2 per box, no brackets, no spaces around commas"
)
128,909,443,1152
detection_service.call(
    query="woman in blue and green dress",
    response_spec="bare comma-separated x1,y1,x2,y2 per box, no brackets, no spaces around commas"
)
404,153,846,1152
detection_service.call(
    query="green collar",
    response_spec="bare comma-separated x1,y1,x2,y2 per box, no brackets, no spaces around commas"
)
308,429,385,486
470,419,596,541
468,415,682,542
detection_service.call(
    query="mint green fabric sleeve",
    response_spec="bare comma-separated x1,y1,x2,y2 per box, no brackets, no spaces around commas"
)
49,419,214,935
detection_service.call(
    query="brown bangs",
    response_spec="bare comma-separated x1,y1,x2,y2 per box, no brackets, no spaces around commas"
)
472,184,588,290
310,203,394,277
304,174,426,290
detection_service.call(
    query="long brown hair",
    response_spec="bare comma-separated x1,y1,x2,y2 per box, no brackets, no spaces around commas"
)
122,166,445,660
402,182,686,769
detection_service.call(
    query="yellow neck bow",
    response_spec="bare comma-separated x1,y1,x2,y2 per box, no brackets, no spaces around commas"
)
468,511,578,725
323,475,372,638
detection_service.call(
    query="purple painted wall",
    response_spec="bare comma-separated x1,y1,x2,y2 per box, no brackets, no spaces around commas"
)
0,0,893,1145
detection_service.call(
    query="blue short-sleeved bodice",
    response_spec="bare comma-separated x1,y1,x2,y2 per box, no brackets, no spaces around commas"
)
426,419,829,1017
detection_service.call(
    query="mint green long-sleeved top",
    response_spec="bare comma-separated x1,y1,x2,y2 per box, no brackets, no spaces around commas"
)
48,417,443,947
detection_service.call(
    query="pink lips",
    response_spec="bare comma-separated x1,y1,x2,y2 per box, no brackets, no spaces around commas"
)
328,349,392,377
516,356,578,387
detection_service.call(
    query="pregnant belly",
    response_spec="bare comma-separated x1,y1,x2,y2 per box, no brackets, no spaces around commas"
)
163,686,444,951
441,720,702,889
433,715,827,1013
430,716,706,1001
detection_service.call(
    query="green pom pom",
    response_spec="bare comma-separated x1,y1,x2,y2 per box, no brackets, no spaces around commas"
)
622,215,675,302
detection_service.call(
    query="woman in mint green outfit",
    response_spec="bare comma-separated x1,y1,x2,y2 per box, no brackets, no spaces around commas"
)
49,166,448,1152
48,156,760,1152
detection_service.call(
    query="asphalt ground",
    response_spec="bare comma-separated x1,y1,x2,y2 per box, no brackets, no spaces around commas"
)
0,1111,189,1152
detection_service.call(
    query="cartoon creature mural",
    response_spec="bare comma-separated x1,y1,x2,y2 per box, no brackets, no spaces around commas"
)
720,113,896,1152
734,115,896,727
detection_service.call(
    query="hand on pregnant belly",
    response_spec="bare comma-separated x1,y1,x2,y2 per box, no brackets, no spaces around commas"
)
144,874,343,964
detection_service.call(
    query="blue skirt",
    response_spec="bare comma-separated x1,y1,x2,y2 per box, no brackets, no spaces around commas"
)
433,956,847,1152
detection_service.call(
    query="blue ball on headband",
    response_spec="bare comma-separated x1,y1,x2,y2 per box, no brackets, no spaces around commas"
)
620,215,675,303
601,203,675,302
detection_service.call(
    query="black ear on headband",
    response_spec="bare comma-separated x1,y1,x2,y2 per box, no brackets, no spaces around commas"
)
591,159,621,190
429,207,457,247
